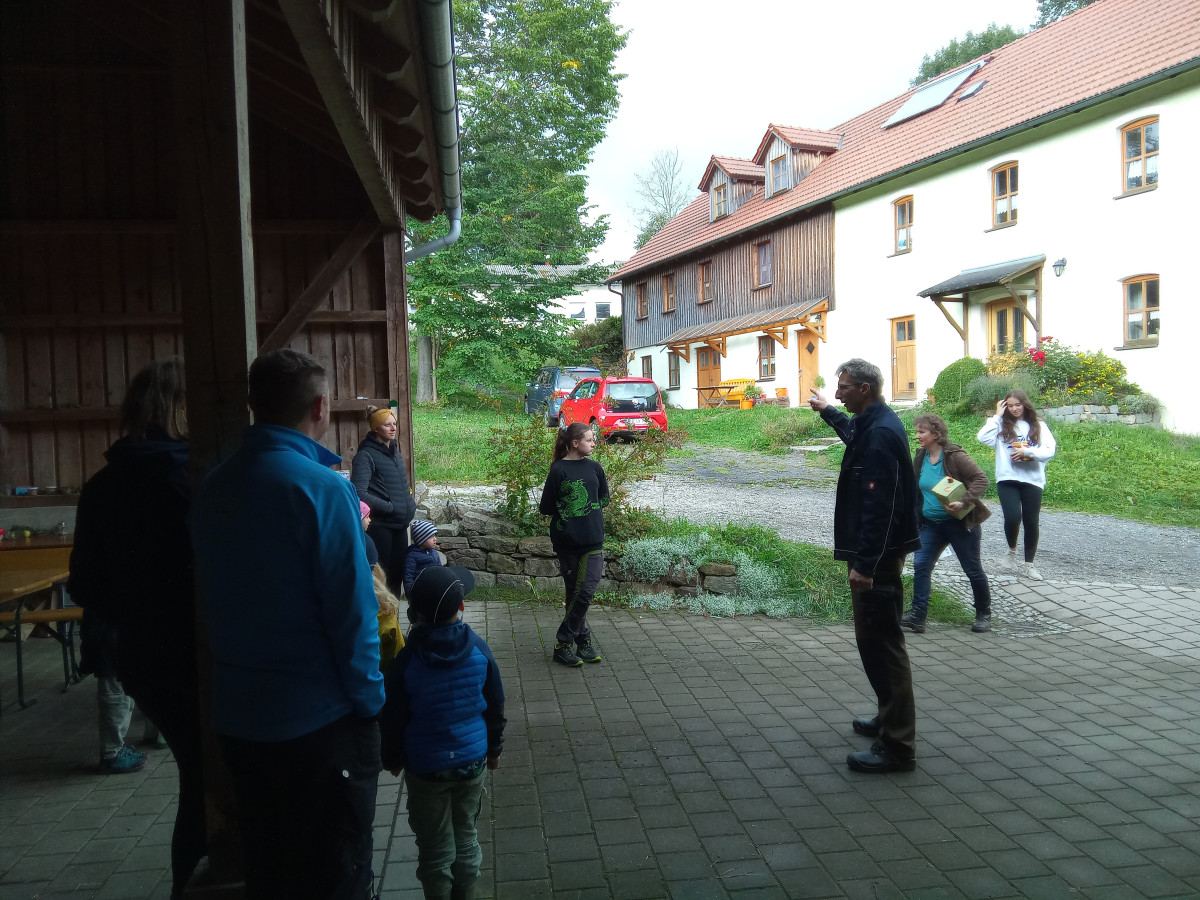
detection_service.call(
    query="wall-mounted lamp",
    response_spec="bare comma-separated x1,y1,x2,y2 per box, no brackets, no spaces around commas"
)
1052,258,1067,277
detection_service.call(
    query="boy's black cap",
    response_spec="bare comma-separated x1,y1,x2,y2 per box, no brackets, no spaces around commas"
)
409,565,475,623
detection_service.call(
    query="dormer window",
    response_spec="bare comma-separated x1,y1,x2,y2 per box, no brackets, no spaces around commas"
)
771,155,788,194
714,184,728,218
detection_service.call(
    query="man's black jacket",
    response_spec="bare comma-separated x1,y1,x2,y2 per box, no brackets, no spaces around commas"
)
821,399,921,577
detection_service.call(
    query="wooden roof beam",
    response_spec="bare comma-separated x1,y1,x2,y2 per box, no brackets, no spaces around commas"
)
258,219,382,353
277,0,404,227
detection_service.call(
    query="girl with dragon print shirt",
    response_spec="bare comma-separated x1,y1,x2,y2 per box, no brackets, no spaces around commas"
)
539,422,609,668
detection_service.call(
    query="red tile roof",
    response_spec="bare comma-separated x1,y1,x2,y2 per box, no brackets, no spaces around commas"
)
613,0,1200,282
752,124,843,164
698,156,764,190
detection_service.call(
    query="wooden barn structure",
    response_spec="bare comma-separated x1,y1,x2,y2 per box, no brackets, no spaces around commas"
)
0,0,461,508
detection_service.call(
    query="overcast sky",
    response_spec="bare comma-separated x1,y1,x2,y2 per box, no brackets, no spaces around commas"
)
586,0,1041,265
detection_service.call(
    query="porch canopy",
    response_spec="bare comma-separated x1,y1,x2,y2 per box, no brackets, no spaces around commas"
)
918,255,1045,354
661,298,828,361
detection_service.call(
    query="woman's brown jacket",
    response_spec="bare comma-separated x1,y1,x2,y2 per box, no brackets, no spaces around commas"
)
913,442,992,530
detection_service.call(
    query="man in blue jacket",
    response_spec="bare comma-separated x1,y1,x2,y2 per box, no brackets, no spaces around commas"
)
192,349,385,898
811,358,921,774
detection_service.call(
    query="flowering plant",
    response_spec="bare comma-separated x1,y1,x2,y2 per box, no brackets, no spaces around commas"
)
1027,348,1047,366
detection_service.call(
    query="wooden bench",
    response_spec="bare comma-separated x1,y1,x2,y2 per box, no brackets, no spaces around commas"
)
718,377,755,404
1,555,81,711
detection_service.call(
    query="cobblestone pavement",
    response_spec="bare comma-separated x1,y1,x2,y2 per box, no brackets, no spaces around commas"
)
3,576,1200,899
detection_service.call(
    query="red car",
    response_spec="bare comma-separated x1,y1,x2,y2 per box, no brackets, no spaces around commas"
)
559,376,668,439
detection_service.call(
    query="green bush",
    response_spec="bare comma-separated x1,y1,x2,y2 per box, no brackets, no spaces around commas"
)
930,357,987,407
1117,393,1163,416
751,413,816,451
484,415,686,537
957,371,1041,415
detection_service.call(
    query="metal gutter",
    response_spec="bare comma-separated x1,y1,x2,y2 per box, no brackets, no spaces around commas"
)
405,0,462,262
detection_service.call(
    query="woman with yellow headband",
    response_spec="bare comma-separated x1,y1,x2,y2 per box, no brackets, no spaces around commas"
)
351,404,416,593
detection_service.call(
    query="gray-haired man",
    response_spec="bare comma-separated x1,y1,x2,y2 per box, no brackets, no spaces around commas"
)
810,358,921,773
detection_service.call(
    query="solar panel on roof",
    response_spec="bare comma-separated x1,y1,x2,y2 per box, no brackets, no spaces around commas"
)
884,63,982,127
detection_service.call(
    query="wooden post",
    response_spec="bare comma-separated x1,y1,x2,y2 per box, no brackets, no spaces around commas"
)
175,0,257,477
383,231,415,487
173,0,255,892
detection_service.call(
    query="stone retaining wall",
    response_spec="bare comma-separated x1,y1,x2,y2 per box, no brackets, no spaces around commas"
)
1042,404,1160,427
435,532,738,598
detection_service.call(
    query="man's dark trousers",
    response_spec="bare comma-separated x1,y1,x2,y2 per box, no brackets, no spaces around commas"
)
850,556,916,760
221,714,381,899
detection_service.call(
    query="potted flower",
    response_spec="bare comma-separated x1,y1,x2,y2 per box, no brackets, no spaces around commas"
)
741,383,764,408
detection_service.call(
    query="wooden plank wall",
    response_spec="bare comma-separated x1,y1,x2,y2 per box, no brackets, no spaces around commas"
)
1,11,407,497
622,205,835,350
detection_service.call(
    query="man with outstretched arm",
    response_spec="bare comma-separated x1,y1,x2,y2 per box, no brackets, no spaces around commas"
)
810,358,921,773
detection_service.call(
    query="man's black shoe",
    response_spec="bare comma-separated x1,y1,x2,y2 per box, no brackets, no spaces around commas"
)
900,610,926,633
846,741,916,774
972,613,991,633
852,716,880,737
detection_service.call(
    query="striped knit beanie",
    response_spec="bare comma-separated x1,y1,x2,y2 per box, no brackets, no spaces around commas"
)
410,520,438,546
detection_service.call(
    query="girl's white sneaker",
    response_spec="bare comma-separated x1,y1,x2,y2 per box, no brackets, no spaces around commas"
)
1021,563,1043,581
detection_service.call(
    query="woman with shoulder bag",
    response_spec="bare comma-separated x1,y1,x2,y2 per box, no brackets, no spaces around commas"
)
902,414,994,634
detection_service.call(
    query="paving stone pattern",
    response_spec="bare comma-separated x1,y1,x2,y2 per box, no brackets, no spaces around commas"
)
3,578,1200,899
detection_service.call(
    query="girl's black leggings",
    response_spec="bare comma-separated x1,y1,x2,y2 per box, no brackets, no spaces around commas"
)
997,480,1043,562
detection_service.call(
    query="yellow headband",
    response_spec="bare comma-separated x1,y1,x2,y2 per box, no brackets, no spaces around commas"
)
369,408,395,431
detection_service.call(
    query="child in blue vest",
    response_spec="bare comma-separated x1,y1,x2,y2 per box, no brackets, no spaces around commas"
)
381,566,505,900
404,519,442,596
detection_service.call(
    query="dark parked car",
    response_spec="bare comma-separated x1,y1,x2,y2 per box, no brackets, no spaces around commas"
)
559,376,668,439
524,366,602,425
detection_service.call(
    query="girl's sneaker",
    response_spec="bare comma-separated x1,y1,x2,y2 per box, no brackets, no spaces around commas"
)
576,640,602,663
100,745,148,774
553,643,582,667
1021,563,1044,581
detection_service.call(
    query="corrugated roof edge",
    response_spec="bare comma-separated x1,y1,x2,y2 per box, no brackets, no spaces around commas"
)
609,53,1200,285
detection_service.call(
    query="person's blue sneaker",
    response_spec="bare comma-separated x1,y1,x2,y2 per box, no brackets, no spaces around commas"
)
99,745,148,774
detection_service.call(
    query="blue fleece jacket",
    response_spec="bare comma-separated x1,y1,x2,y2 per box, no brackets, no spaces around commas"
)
380,621,506,775
192,425,385,741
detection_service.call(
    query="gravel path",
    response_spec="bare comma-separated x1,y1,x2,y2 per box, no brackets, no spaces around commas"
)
627,444,1200,590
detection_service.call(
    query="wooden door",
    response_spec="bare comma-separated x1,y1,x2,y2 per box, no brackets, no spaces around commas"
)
797,331,820,404
696,347,722,407
891,316,917,400
986,299,1027,355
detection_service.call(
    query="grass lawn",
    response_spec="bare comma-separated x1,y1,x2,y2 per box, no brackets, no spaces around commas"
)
412,403,1200,527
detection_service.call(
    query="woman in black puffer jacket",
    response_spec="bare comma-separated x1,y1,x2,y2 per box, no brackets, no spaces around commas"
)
351,405,416,593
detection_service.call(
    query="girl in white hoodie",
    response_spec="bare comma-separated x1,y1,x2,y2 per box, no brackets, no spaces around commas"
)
977,389,1057,579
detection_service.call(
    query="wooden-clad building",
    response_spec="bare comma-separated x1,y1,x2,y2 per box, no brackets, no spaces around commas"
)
1,0,461,521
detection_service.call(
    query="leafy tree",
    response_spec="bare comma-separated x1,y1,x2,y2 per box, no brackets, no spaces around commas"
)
1032,0,1096,28
911,23,1024,86
571,314,625,372
632,148,690,249
406,0,627,402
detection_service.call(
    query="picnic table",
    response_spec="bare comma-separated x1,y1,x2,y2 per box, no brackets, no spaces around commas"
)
0,541,81,711
695,385,742,408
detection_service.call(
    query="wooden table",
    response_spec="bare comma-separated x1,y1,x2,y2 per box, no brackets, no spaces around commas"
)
695,385,742,408
0,541,79,711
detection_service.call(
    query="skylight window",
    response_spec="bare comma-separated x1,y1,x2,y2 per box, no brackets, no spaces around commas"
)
884,62,982,127
958,79,986,101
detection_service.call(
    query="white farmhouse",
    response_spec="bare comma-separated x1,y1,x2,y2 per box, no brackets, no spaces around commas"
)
486,264,622,324
609,0,1198,433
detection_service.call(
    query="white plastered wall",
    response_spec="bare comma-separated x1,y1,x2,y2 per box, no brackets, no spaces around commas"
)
828,73,1199,433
